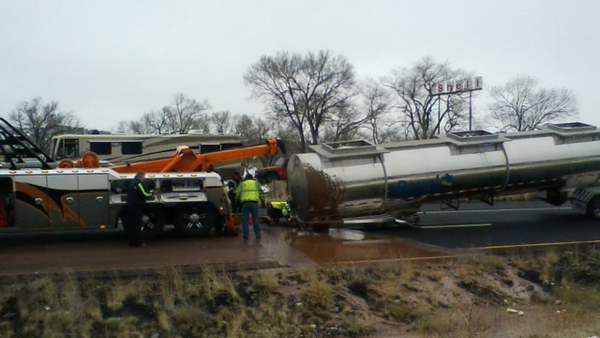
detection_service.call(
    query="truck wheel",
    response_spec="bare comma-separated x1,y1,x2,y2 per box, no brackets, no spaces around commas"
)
141,207,165,239
545,189,567,206
214,223,224,236
265,172,278,183
586,197,600,219
174,203,217,237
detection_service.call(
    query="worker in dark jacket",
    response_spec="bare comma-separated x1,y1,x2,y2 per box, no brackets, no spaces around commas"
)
235,173,264,240
124,172,153,247
227,171,242,213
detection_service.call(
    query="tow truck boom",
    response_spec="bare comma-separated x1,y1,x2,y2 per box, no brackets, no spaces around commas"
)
110,139,285,174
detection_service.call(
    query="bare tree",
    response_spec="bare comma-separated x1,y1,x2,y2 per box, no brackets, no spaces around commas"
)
319,87,388,143
128,112,165,134
9,98,81,153
252,116,277,141
211,111,235,134
232,114,255,142
366,119,409,143
244,50,357,152
114,120,133,133
487,76,578,132
129,120,150,134
355,79,398,144
194,114,212,134
128,110,170,134
123,94,211,134
249,117,279,166
164,93,210,134
384,57,471,140
321,104,360,142
258,120,302,156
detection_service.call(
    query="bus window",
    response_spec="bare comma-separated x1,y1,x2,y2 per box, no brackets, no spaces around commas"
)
49,139,58,160
221,142,243,151
121,142,143,155
90,142,112,155
51,139,62,159
199,143,221,154
63,139,79,159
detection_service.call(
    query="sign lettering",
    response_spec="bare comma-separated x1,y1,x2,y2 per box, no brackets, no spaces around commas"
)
434,76,483,95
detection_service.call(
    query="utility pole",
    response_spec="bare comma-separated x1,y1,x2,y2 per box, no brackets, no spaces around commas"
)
437,98,441,134
469,91,473,131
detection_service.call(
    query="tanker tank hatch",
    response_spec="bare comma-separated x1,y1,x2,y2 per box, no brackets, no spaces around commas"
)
539,122,600,144
543,122,596,132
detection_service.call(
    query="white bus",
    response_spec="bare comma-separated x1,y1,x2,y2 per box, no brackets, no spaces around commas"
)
49,132,243,166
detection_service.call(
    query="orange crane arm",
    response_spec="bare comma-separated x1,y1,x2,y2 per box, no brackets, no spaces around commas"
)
111,139,284,174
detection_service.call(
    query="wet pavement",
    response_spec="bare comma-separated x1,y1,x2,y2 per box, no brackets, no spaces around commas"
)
284,228,450,265
0,224,450,277
2,201,595,277
0,228,283,277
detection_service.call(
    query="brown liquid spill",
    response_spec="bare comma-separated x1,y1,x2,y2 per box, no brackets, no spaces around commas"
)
284,228,448,265
302,164,346,220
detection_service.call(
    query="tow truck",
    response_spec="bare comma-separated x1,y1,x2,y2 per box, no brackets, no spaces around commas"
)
0,118,285,238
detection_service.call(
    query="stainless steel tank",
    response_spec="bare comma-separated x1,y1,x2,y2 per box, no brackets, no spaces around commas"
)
287,122,600,226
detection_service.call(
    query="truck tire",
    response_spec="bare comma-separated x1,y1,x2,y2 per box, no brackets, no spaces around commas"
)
141,206,166,239
586,197,600,219
174,203,217,237
545,189,567,206
117,206,165,239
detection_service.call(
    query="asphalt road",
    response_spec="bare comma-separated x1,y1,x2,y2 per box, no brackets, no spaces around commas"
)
0,226,307,278
0,201,598,276
366,201,600,249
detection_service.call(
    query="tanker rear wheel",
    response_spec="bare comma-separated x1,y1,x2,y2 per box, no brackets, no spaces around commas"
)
174,203,217,237
586,197,600,219
545,189,567,206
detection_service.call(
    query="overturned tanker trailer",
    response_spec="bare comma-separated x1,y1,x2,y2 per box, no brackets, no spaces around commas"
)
286,122,600,228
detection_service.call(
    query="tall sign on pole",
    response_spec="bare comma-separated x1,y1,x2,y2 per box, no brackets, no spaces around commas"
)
432,77,483,131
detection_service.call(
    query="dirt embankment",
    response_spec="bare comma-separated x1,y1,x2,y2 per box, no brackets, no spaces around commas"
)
0,248,599,338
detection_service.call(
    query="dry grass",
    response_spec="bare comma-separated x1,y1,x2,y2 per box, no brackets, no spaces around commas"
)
0,267,375,338
0,248,598,337
302,275,334,309
251,271,279,297
415,304,499,338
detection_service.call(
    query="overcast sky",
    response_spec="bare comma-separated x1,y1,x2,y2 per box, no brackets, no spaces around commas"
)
1,0,599,131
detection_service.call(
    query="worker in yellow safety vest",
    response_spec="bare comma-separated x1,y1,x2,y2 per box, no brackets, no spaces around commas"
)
235,173,264,240
267,201,289,226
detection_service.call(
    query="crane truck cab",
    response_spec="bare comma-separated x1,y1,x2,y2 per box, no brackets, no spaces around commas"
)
257,157,288,183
